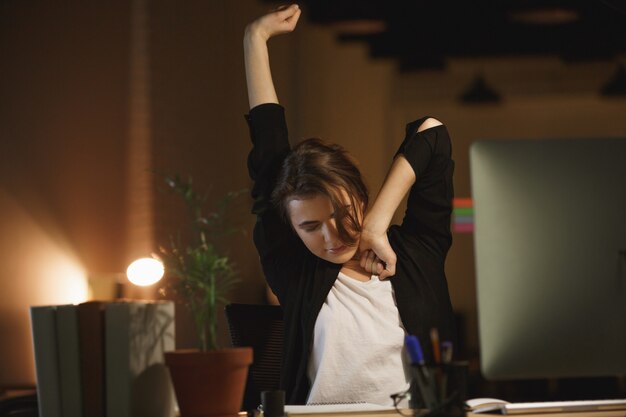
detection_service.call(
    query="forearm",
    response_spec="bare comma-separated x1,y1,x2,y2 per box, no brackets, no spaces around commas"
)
362,155,416,234
244,28,278,109
244,4,300,109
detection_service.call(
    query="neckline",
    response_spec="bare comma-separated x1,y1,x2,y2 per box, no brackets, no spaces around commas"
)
337,270,379,286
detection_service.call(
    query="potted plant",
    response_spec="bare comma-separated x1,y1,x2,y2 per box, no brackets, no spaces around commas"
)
158,175,252,417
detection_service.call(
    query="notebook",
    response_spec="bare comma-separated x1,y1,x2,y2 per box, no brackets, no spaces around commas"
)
467,398,626,415
285,403,397,415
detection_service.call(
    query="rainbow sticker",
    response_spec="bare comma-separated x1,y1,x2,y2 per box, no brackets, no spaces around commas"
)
453,198,474,233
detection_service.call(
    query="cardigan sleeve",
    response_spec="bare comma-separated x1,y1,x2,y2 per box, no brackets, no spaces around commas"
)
394,117,455,256
246,103,290,217
245,103,305,303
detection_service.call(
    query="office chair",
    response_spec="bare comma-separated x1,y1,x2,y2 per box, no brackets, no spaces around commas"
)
224,303,284,411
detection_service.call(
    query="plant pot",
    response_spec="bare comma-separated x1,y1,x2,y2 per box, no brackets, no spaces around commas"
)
165,347,253,417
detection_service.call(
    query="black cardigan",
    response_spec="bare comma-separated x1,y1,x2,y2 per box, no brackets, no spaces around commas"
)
245,103,456,404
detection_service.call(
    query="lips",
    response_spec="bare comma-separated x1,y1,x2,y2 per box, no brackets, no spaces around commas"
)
327,245,346,254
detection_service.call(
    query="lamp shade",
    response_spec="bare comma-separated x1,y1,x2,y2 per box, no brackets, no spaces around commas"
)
126,257,164,286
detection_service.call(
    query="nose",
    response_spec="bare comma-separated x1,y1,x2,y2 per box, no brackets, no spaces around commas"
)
321,219,338,244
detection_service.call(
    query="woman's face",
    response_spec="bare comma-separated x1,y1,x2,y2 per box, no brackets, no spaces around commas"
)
287,191,360,264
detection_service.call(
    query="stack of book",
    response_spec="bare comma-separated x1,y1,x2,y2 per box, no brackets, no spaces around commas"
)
30,300,176,417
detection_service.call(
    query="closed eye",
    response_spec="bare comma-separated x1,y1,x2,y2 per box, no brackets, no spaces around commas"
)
298,221,321,232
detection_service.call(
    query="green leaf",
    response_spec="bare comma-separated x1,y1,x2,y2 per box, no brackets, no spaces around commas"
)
158,173,246,351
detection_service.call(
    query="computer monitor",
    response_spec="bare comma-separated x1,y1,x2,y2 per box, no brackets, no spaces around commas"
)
470,138,626,380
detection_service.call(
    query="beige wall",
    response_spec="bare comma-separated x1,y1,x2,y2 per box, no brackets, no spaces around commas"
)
1,0,624,386
0,1,130,385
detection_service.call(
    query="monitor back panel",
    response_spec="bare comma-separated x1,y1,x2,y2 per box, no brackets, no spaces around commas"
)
470,138,626,380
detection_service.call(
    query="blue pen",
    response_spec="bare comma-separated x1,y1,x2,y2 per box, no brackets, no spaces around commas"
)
405,335,425,364
405,335,438,409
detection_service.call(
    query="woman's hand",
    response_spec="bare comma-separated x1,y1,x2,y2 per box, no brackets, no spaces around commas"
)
245,4,301,43
357,154,417,280
358,228,397,280
244,4,300,108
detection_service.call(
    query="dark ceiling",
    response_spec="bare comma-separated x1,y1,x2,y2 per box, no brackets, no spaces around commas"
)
278,0,626,71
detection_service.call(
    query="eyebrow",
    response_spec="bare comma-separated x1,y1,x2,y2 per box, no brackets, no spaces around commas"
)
297,220,320,227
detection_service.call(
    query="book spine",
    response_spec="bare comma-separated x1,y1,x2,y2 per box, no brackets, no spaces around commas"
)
105,302,131,417
56,305,84,417
78,301,105,417
30,306,62,417
105,301,177,417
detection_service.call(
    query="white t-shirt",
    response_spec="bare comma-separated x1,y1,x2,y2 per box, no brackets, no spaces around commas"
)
306,271,410,406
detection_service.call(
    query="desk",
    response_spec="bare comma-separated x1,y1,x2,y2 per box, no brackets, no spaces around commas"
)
278,412,626,417
235,410,626,417
467,413,626,417
268,410,626,417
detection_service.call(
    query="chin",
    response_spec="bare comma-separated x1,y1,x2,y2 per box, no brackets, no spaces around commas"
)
320,246,358,265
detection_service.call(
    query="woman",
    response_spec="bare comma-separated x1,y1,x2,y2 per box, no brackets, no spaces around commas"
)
244,4,456,406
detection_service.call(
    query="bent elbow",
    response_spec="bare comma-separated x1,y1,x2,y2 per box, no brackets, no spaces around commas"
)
418,117,444,132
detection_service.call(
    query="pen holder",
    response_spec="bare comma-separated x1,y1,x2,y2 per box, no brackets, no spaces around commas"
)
409,361,468,417
261,390,285,417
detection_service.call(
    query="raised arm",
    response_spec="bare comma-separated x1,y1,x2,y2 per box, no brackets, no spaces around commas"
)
244,4,301,109
359,118,443,280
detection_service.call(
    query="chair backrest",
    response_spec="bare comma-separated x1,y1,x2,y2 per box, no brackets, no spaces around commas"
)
224,303,284,411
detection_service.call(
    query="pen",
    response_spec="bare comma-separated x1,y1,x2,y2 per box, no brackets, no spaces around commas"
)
441,341,453,364
439,341,453,403
430,328,441,364
405,335,438,410
405,334,425,365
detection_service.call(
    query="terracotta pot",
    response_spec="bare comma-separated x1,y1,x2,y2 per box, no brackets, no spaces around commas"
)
165,348,253,417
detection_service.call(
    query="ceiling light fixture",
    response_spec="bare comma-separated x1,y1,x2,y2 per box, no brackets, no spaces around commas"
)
508,8,580,25
600,63,626,97
331,19,387,35
459,74,502,104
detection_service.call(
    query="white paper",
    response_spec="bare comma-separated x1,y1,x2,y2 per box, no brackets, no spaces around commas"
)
285,403,396,414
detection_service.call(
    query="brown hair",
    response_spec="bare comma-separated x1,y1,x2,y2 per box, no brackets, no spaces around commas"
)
271,138,368,246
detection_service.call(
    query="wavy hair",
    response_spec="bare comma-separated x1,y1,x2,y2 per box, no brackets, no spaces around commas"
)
271,138,368,246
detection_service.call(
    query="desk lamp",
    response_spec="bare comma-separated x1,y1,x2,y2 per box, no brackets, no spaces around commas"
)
126,257,164,287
